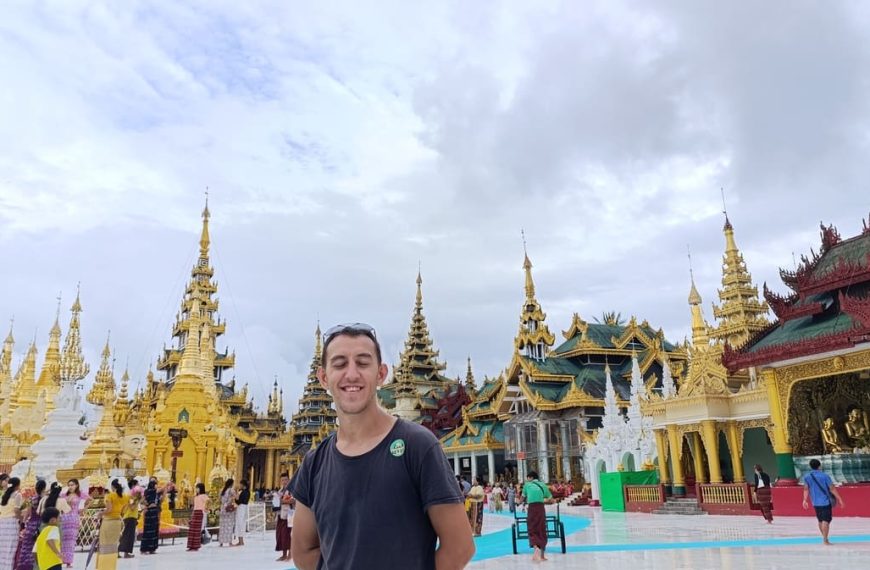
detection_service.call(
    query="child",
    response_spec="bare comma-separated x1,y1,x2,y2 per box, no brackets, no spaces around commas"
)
35,507,62,570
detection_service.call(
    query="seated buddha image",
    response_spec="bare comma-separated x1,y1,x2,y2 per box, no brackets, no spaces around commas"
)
821,417,845,454
845,408,869,447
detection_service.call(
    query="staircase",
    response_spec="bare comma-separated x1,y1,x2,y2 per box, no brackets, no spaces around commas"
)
652,497,707,515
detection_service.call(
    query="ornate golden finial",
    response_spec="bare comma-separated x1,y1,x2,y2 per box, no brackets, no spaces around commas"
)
60,286,89,383
522,232,536,301
200,190,211,256
314,321,322,362
465,356,476,392
88,331,114,406
415,266,423,310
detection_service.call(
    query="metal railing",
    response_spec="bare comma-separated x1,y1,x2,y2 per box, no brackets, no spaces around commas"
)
624,484,665,504
697,483,750,505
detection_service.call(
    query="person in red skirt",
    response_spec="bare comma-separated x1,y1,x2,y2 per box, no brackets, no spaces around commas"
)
275,473,294,562
187,483,210,551
522,471,553,563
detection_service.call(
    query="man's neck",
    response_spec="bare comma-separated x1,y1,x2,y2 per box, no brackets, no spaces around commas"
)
336,406,396,447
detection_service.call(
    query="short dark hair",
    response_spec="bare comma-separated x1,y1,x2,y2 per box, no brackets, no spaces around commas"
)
322,328,382,367
809,458,821,470
527,471,539,480
41,507,60,524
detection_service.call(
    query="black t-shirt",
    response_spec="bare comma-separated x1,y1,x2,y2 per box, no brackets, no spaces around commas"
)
237,489,250,505
290,418,464,570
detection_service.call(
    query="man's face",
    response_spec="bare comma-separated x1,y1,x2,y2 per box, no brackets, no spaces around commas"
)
318,334,388,416
280,476,289,489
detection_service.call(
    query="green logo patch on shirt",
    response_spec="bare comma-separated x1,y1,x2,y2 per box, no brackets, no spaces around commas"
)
389,438,406,457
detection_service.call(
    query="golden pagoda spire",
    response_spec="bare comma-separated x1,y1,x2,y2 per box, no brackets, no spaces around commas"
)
465,356,476,395
178,317,202,380
36,297,64,405
709,214,770,348
397,270,448,386
514,240,555,361
314,321,322,363
60,285,90,383
11,340,39,408
87,331,114,406
1,318,14,386
687,248,709,347
522,230,536,302
113,367,131,427
200,191,211,257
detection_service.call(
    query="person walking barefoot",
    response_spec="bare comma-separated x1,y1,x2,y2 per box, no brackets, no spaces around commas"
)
802,458,846,545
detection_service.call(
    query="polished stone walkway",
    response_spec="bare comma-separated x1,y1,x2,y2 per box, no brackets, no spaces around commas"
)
68,506,870,569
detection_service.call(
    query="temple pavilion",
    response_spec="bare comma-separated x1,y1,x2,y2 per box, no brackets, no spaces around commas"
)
378,272,471,437
644,215,775,499
442,249,688,486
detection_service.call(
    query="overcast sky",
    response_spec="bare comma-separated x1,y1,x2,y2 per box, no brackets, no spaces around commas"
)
1,1,869,416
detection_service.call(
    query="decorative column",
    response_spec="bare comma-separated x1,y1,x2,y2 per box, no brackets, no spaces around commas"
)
453,453,460,476
537,420,550,483
470,451,478,480
692,432,707,484
560,422,572,482
725,422,745,483
701,420,722,484
487,450,496,484
762,368,796,482
654,429,671,493
667,425,685,496
195,447,206,484
265,449,275,489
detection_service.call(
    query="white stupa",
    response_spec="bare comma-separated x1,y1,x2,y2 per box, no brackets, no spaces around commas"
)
11,291,91,483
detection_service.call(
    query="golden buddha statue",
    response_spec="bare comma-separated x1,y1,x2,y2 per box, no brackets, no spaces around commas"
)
845,408,869,447
822,417,845,454
178,473,192,509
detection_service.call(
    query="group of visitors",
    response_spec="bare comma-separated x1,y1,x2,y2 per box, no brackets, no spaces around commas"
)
0,474,91,570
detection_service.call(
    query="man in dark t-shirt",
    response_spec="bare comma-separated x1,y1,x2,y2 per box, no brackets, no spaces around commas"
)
289,323,475,570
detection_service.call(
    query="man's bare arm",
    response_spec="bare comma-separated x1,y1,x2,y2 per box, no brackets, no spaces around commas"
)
290,503,321,570
428,503,475,570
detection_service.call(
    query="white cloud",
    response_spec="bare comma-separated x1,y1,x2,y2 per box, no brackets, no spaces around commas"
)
1,0,867,414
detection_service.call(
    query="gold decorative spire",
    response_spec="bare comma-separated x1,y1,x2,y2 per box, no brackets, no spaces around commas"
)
1,319,14,381
709,215,770,348
12,340,39,407
514,245,555,361
60,285,90,383
397,270,448,386
314,321,322,363
113,367,131,426
200,192,211,257
88,332,114,406
523,254,536,302
465,356,476,394
688,272,710,347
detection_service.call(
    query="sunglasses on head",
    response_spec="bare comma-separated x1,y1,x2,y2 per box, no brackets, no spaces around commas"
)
322,323,377,344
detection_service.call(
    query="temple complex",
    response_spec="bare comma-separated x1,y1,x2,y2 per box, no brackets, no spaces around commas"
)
286,324,338,476
379,272,471,436
441,248,688,487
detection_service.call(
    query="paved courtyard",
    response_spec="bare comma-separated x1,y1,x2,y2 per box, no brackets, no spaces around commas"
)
69,506,870,569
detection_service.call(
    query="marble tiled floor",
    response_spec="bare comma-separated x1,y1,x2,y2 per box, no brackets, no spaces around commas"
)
68,506,870,569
